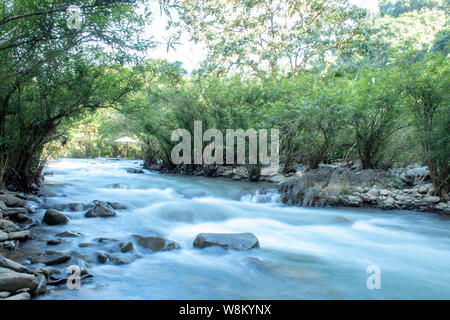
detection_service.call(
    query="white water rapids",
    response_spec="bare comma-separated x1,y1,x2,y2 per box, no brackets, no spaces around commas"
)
27,159,450,299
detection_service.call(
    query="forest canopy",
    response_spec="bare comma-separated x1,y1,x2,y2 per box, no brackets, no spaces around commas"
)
0,0,448,196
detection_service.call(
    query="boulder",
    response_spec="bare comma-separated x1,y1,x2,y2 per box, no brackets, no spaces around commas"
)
33,274,47,296
395,194,411,202
56,231,82,238
0,219,20,233
346,195,362,206
17,194,40,203
0,254,32,274
383,198,395,208
303,185,326,207
268,174,286,183
0,270,39,293
133,234,180,252
278,167,341,205
33,251,71,266
405,167,429,179
324,174,349,201
0,194,27,208
1,241,16,250
43,209,69,225
127,168,145,174
3,292,31,300
424,196,441,204
367,188,379,197
275,165,437,210
47,270,92,287
6,231,32,242
193,232,260,250
0,291,10,298
96,252,108,264
418,185,429,194
349,170,386,188
2,207,28,218
119,241,133,253
47,239,64,246
107,202,127,210
85,201,116,218
0,201,7,211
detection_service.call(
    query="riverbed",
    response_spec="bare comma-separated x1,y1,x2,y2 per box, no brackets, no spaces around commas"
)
28,159,450,299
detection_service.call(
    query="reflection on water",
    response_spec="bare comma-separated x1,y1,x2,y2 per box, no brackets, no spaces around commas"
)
32,159,450,299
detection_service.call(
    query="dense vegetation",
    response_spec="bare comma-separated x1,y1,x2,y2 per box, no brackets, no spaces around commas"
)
0,0,448,197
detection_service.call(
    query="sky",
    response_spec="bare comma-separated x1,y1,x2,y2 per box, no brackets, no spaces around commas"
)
145,0,380,73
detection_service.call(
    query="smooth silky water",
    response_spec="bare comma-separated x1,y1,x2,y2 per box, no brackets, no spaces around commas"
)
29,159,450,299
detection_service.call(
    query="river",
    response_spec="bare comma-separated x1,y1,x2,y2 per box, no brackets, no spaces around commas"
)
29,158,450,299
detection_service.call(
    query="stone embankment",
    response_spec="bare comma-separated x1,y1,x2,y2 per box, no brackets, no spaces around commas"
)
277,165,449,214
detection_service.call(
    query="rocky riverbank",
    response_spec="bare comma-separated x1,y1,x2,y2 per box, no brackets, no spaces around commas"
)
1,188,261,300
0,191,46,300
277,165,449,214
145,162,449,214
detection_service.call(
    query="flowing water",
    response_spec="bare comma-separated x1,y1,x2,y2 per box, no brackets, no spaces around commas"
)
28,158,450,299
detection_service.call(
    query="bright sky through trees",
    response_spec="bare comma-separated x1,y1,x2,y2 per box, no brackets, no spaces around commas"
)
145,0,380,73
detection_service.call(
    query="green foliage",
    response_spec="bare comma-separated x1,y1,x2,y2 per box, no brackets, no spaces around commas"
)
349,67,404,169
379,0,447,17
401,53,450,193
263,73,351,171
177,0,368,78
0,0,154,190
1,0,448,193
431,28,450,56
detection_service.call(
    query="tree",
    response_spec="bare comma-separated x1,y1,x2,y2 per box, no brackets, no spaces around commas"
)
0,0,168,190
177,0,368,78
261,72,351,172
375,2,447,53
349,68,404,169
0,51,142,189
402,53,449,195
379,0,446,17
431,28,450,56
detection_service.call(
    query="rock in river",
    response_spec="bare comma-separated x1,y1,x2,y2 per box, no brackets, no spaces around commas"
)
33,251,71,266
0,194,27,208
3,292,31,300
0,268,39,294
85,201,116,218
43,209,69,225
56,231,82,238
96,252,109,264
127,168,145,174
193,233,260,250
0,219,20,233
0,253,32,274
133,234,180,252
47,239,64,246
107,202,127,210
119,241,133,253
